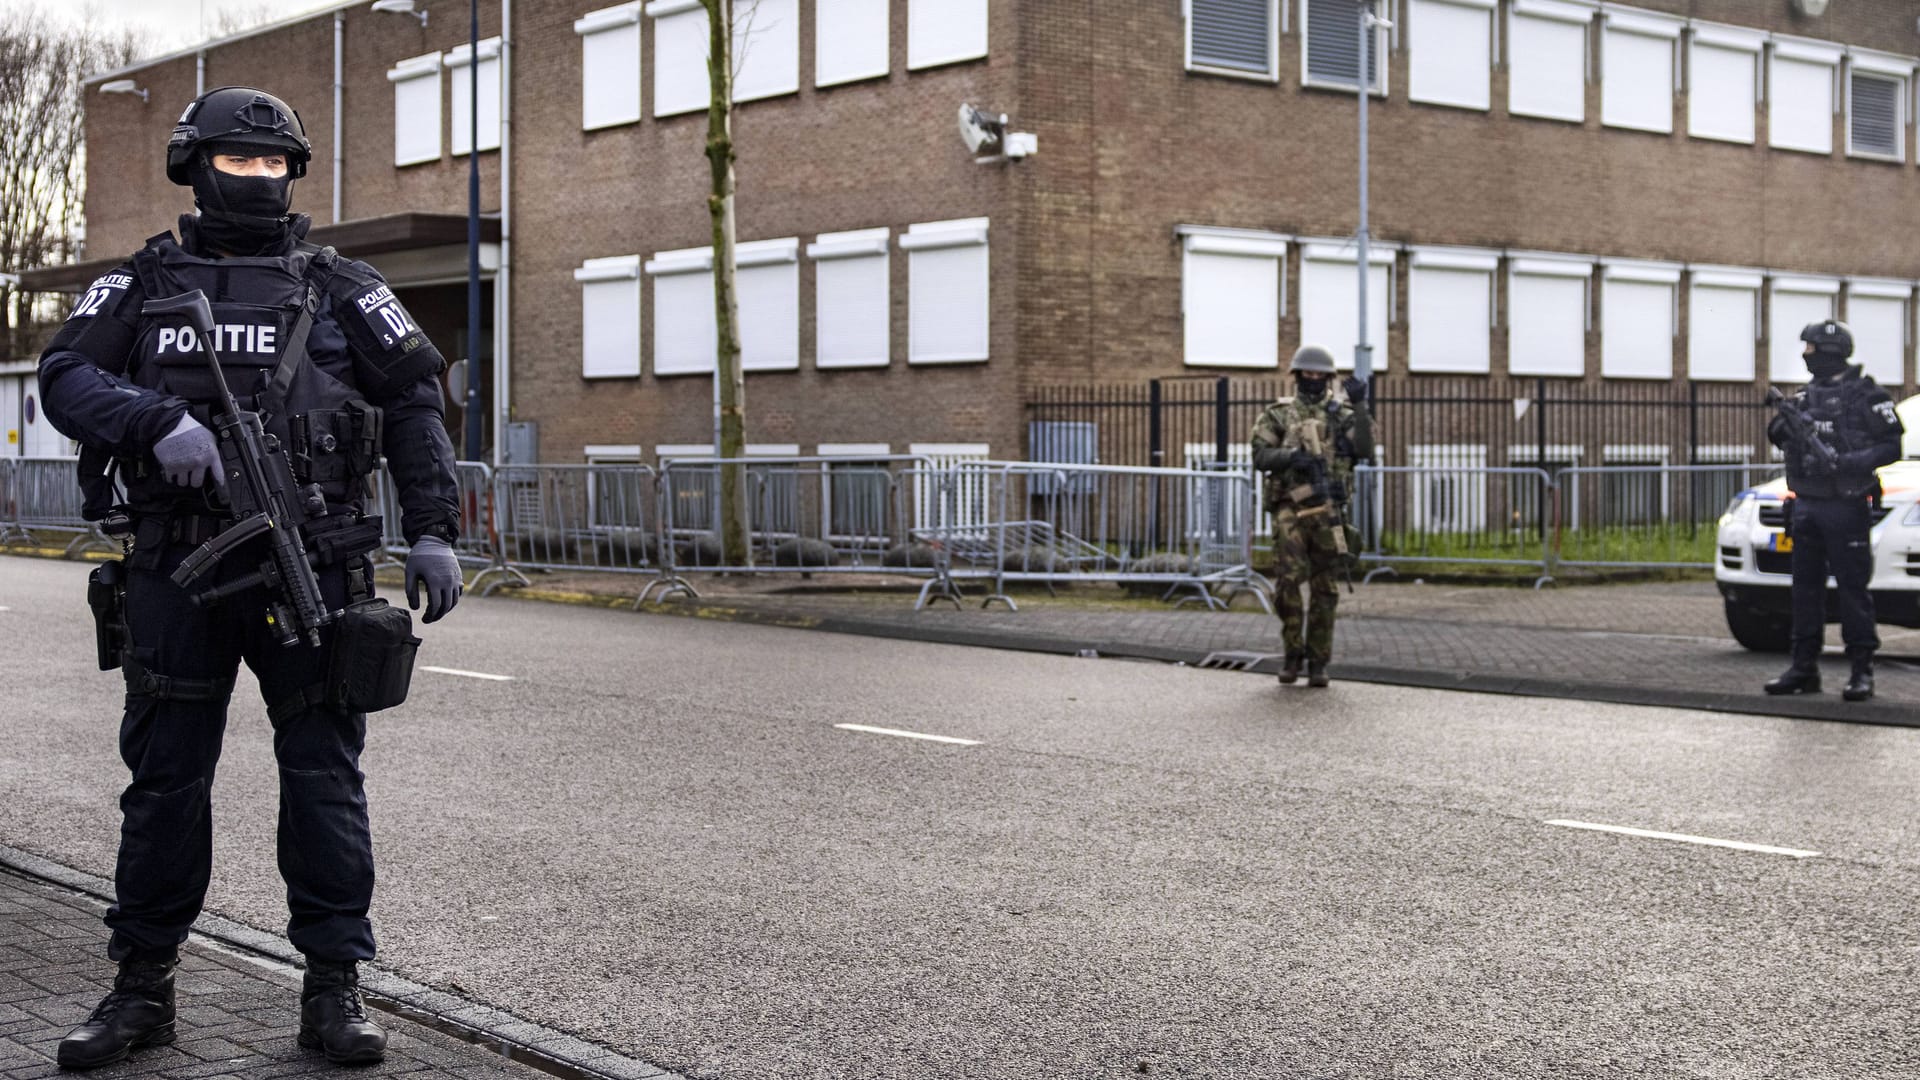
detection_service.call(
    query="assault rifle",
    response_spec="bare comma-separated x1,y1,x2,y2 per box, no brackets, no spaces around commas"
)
1766,386,1840,475
141,290,335,649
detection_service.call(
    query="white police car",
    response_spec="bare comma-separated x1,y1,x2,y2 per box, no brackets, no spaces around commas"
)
1715,394,1920,651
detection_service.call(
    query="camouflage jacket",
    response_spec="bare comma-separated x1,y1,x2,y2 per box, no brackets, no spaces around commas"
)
1249,391,1374,513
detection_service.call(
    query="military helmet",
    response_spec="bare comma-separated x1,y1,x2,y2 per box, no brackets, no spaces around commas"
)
1799,320,1854,360
1289,344,1338,374
166,86,311,185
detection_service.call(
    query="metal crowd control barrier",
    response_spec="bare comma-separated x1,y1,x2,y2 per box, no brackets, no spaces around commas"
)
480,462,657,595
7,456,112,554
911,460,1271,612
0,458,20,544
653,455,938,604
1554,462,1783,570
1348,465,1558,588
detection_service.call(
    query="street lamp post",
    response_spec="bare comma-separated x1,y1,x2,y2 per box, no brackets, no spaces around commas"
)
1355,0,1389,386
464,0,483,461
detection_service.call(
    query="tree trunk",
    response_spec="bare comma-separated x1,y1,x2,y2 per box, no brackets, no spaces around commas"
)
702,0,749,567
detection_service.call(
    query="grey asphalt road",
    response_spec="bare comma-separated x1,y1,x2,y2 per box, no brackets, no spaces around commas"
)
3,553,1918,1080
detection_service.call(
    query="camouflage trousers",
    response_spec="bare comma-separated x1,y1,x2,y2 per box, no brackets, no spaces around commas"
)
1271,505,1345,663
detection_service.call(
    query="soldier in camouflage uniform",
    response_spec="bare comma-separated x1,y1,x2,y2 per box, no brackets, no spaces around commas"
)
1251,345,1374,687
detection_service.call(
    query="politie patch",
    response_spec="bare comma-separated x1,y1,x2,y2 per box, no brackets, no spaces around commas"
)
68,272,133,319
351,283,427,356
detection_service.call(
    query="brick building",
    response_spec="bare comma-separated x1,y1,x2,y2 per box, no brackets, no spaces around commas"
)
13,0,1920,479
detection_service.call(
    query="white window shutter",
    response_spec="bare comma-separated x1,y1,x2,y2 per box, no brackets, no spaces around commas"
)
650,1,710,118
647,247,718,376
1508,10,1586,122
1300,249,1391,373
1686,281,1758,381
908,0,987,70
904,220,990,364
1601,24,1674,133
1408,0,1491,111
735,0,799,102
576,256,642,379
1769,281,1838,381
1183,250,1279,369
1408,261,1492,373
578,4,643,130
816,0,888,87
1688,43,1756,143
737,238,799,372
1601,269,1676,379
1507,264,1589,377
1770,55,1836,154
811,228,890,368
388,54,442,167
449,39,502,155
1847,292,1907,385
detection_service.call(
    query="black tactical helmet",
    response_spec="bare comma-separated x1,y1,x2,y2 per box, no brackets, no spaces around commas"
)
166,86,311,185
1799,319,1854,360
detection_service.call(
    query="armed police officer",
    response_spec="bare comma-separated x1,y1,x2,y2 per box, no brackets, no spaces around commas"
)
1251,345,1374,687
36,87,466,1069
1763,320,1904,702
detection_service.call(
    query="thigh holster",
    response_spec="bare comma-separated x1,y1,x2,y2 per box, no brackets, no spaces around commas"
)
123,656,235,702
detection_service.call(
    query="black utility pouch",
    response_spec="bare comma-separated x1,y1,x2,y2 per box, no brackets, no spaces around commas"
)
325,598,420,713
87,559,128,672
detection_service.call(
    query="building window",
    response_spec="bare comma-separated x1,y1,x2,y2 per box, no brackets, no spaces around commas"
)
448,37,502,155
1179,227,1287,369
1600,9,1679,134
1847,62,1907,160
1507,255,1591,377
1408,247,1496,373
648,0,708,117
908,0,987,71
1030,420,1099,495
734,0,799,102
1299,239,1392,372
584,446,649,531
1687,24,1762,144
1303,0,1385,93
908,443,991,534
577,3,643,130
1408,444,1488,533
1769,39,1842,155
1847,281,1909,386
1599,445,1667,526
1508,0,1590,123
902,219,990,365
644,246,716,376
1768,277,1839,382
737,238,800,372
1187,0,1277,79
818,443,893,546
1408,0,1492,111
1686,269,1761,383
576,255,642,379
808,228,890,369
1601,261,1678,380
816,0,888,87
387,52,442,167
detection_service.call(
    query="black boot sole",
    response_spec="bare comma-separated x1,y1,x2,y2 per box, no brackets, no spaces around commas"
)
1764,683,1821,696
56,1022,175,1070
1844,689,1874,702
298,1025,387,1066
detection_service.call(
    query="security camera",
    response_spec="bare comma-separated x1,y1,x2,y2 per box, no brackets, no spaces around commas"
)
957,104,1005,156
1790,0,1828,17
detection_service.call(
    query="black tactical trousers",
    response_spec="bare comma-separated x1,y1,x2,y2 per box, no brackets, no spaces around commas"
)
1788,495,1879,665
106,531,375,964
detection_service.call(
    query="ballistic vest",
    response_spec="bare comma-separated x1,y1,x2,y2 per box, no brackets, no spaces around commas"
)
120,233,381,514
1788,370,1887,500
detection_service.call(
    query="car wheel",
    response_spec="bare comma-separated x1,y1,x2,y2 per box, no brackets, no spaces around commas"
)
1724,600,1792,653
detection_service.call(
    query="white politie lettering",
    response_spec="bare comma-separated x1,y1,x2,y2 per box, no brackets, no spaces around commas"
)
154,323,279,356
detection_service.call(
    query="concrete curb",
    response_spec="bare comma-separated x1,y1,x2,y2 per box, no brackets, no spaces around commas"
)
0,842,683,1080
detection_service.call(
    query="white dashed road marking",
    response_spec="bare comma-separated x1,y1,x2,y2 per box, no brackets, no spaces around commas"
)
1546,819,1820,859
835,724,981,746
419,666,516,682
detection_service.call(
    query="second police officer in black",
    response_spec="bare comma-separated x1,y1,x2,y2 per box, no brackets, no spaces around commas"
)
36,87,465,1069
1763,320,1905,702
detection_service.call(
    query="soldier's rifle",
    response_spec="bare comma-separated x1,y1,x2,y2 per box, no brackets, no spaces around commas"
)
1766,386,1840,475
141,290,335,649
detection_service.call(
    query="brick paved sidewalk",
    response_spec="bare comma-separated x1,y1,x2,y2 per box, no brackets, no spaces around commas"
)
0,860,674,1080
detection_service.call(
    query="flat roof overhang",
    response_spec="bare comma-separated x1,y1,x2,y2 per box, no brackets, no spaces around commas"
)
18,212,503,293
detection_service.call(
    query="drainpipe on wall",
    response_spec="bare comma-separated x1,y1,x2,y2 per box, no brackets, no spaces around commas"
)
494,0,512,469
332,12,344,223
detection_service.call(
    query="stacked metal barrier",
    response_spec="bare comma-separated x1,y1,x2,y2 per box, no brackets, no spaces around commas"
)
1554,463,1784,570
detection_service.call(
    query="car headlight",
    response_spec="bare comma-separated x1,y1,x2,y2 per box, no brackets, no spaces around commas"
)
1902,503,1920,527
1721,492,1759,527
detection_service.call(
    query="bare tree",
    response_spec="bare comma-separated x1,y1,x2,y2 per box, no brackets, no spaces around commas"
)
208,4,283,38
699,0,756,566
0,7,142,358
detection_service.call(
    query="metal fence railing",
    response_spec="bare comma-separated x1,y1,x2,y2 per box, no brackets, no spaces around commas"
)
2,453,1795,602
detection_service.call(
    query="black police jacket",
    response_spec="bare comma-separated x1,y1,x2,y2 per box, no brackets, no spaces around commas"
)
36,214,461,544
1768,367,1905,500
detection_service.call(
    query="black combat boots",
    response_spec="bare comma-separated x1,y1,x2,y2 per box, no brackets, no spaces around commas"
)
1844,658,1874,702
57,951,177,1069
297,960,387,1065
1278,652,1304,684
1306,661,1330,688
1764,663,1821,695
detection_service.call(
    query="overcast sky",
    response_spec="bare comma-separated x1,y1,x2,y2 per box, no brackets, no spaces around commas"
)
5,0,340,57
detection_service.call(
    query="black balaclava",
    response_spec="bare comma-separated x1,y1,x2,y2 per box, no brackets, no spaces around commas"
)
185,144,299,257
1296,374,1330,402
1805,351,1849,381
